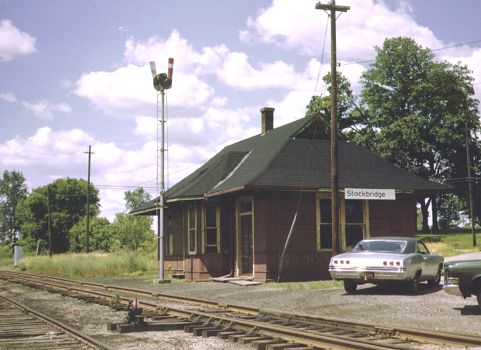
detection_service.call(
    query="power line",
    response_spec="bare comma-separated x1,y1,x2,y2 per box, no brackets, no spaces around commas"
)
340,38,481,67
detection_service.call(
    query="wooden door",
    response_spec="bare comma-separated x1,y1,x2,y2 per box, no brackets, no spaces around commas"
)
237,197,254,276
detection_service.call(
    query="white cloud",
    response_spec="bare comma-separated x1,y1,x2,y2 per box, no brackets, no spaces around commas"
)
74,63,214,116
22,99,72,120
218,53,299,89
241,0,442,60
0,91,17,103
0,127,157,220
0,19,37,61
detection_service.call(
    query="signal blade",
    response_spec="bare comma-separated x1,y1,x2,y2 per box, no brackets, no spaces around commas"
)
149,61,156,78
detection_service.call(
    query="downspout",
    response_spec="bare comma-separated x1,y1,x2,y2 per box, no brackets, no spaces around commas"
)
276,211,298,282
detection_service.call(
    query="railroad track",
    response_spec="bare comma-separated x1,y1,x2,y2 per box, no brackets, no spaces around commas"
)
1,269,480,350
0,292,111,350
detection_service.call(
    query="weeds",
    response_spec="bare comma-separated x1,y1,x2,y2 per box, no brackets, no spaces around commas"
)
16,251,157,278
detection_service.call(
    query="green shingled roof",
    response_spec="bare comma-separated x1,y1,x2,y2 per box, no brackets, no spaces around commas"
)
131,116,450,215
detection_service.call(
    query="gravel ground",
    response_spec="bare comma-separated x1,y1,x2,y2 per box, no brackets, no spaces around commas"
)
85,275,481,337
0,280,250,350
2,253,481,349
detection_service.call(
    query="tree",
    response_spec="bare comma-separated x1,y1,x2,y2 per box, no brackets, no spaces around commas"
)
357,37,480,231
124,188,152,212
0,170,28,244
69,216,112,252
17,178,100,253
110,188,154,252
110,214,154,252
306,72,362,136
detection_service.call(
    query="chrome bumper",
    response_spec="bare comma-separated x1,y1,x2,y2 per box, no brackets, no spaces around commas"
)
443,284,463,297
329,268,408,281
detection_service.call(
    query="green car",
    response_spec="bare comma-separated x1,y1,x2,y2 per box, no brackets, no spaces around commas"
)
444,259,481,307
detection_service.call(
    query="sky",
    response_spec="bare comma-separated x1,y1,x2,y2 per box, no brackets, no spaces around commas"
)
1,0,481,221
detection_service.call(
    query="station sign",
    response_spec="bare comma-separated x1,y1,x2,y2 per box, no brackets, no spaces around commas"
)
345,188,396,200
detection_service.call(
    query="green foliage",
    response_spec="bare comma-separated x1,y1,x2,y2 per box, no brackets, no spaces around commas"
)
109,294,121,308
69,216,112,252
359,37,480,177
16,178,100,253
110,214,155,252
0,170,28,244
306,72,364,136
17,251,157,277
355,37,480,230
124,188,152,212
419,232,481,256
438,195,465,229
0,245,12,267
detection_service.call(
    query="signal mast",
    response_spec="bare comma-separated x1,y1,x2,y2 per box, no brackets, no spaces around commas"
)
149,58,174,282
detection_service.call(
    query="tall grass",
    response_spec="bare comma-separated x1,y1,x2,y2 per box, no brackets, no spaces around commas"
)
0,245,12,267
17,251,157,278
419,232,481,257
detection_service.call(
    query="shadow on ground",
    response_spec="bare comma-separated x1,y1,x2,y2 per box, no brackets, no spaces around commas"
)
341,283,442,296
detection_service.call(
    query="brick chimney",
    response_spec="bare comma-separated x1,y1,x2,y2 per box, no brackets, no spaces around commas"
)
260,107,275,134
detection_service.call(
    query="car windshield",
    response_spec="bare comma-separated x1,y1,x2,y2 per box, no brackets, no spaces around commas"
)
352,240,407,253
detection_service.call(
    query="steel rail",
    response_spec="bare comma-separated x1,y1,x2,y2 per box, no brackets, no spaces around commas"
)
2,270,481,348
0,293,112,350
1,272,390,349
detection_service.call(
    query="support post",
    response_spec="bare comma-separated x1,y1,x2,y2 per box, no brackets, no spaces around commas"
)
85,145,93,253
159,89,166,281
316,1,349,255
465,122,476,247
47,186,52,257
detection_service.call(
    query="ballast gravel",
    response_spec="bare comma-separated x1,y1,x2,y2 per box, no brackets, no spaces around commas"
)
86,274,481,337
2,252,481,349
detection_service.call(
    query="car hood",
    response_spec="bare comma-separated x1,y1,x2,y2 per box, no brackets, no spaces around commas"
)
444,259,481,267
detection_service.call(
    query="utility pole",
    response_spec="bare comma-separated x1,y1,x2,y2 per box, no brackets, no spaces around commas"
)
84,145,94,253
47,186,52,257
315,1,349,254
465,122,476,247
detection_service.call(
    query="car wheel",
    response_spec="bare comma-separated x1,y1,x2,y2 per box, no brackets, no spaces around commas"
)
428,267,441,286
477,292,481,310
408,276,419,293
343,279,357,294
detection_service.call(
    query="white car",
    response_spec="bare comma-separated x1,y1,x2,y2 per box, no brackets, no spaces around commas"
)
329,237,444,293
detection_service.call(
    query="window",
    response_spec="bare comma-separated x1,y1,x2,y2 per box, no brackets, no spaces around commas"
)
166,233,174,256
316,194,369,252
187,206,197,254
417,240,429,254
204,205,220,254
317,198,332,250
345,200,364,248
165,215,174,256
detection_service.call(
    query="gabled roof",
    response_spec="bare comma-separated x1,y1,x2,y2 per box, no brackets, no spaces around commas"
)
131,116,451,215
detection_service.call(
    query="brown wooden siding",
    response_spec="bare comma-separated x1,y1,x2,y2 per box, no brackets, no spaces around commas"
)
369,195,416,237
164,192,418,282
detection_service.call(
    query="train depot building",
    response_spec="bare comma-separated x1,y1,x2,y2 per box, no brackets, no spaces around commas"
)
132,108,450,282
